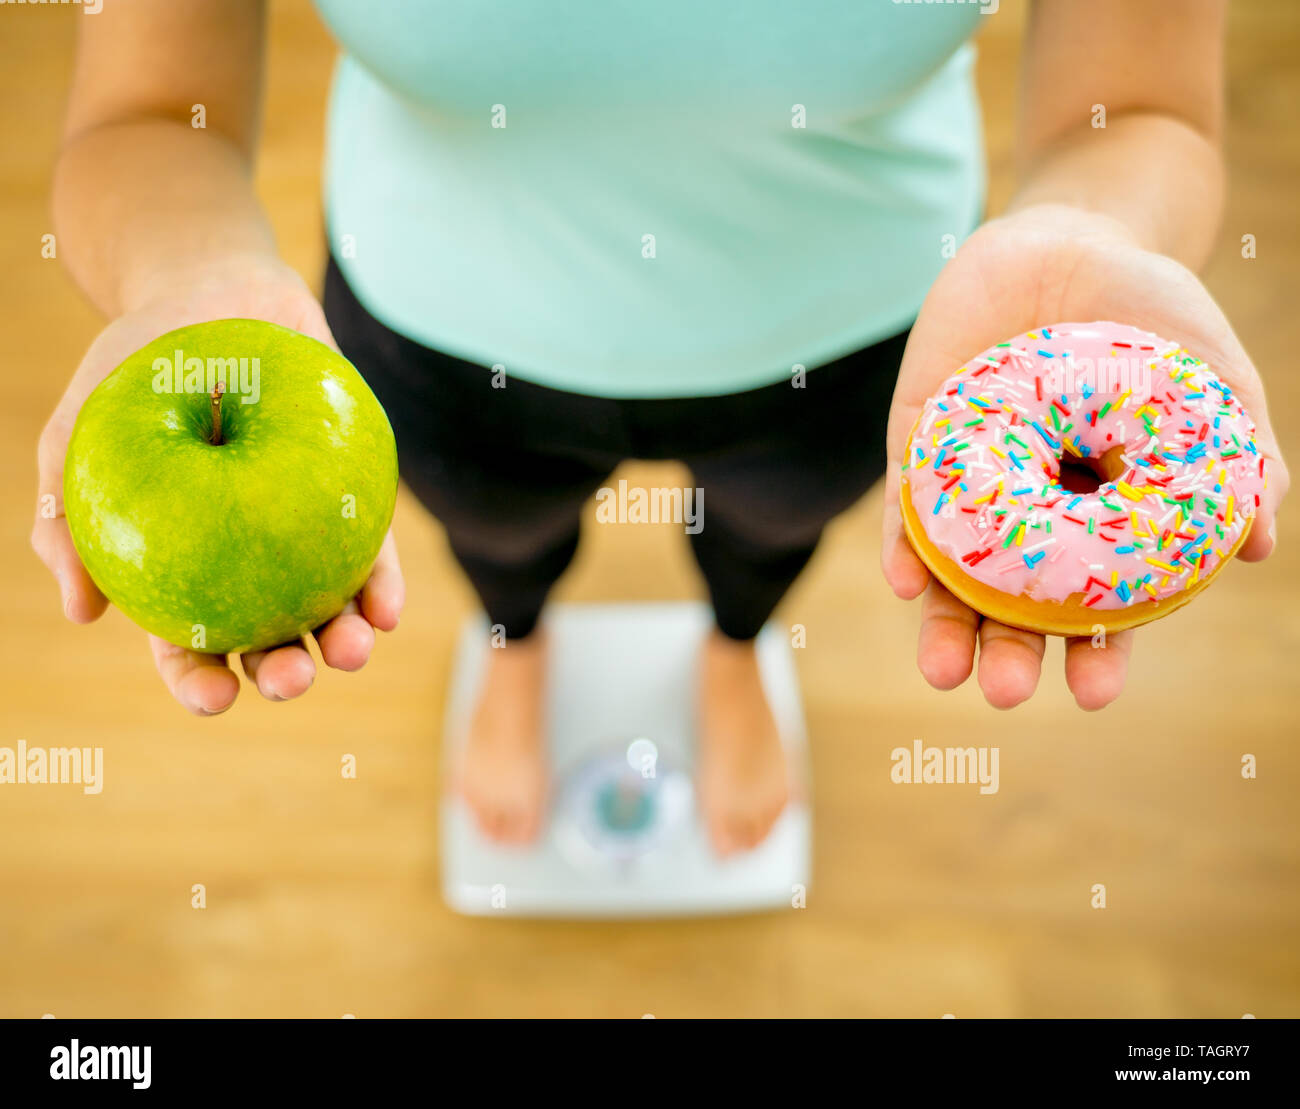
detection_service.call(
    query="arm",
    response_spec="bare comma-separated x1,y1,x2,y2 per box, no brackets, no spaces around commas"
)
1011,0,1225,268
35,0,404,714
55,0,276,314
880,0,1288,709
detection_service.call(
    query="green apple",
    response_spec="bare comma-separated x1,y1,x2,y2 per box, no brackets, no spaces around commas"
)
63,318,398,654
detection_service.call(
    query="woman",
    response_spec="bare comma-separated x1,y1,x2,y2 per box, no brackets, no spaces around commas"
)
34,0,1287,854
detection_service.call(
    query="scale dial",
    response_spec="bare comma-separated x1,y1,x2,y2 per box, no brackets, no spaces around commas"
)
553,746,692,872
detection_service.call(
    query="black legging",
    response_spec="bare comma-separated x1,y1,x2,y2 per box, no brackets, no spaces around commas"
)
323,256,908,640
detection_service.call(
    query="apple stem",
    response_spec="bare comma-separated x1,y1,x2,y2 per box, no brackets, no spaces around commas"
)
208,382,225,446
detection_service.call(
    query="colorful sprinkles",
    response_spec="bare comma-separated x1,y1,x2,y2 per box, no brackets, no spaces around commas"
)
902,323,1266,611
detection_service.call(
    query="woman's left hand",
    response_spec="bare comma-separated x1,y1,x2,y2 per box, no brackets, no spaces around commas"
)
880,204,1289,709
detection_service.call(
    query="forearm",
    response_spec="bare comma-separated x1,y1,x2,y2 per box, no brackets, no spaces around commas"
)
1007,112,1224,271
52,119,279,317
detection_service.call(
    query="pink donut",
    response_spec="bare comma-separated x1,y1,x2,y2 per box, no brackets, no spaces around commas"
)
900,322,1267,635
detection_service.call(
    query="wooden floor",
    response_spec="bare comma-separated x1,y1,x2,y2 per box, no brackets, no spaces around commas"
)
1,1,1297,1018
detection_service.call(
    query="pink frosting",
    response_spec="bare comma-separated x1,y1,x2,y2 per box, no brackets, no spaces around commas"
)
903,322,1267,610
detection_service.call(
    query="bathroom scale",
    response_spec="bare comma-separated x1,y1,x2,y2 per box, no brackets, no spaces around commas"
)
439,602,812,918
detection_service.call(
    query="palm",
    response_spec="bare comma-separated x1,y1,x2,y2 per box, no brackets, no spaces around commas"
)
33,263,404,714
881,211,1287,709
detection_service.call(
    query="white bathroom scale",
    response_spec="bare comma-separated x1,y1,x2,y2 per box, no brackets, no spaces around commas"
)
440,602,812,918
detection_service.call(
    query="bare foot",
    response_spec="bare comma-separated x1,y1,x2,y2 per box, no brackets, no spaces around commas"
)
696,629,791,856
456,628,549,845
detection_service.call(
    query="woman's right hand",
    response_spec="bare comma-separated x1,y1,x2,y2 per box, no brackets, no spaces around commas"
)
32,256,406,715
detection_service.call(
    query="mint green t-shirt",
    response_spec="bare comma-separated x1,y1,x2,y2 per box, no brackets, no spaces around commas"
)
314,1,985,398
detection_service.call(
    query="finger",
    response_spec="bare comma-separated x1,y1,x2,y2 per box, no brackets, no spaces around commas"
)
240,640,316,702
360,528,404,631
149,636,240,716
34,366,131,625
880,463,931,600
31,513,109,624
916,580,978,691
32,427,108,623
976,620,1046,710
1237,506,1278,562
1227,377,1286,563
314,600,376,671
1237,453,1288,562
1064,629,1134,711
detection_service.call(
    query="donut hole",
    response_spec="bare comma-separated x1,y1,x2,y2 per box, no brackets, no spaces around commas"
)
1056,446,1127,495
1057,458,1104,494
